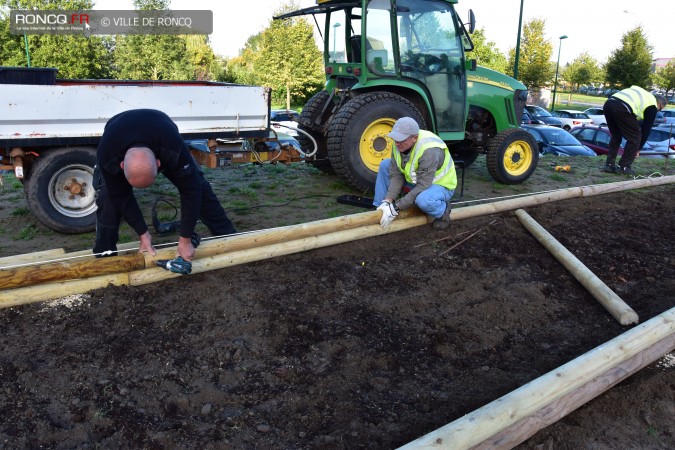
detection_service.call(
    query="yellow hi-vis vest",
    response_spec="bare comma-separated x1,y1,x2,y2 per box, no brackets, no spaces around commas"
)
612,86,657,120
392,130,457,191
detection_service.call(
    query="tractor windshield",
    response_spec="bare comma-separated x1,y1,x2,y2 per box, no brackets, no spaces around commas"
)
391,0,467,132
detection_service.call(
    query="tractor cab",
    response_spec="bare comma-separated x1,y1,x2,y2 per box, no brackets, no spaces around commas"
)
277,1,537,191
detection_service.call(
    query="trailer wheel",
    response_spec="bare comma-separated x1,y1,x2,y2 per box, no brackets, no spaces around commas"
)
25,147,97,234
327,92,424,192
298,90,333,173
486,128,539,184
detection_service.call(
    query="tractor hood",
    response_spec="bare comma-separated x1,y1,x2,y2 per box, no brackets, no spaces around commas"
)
468,65,527,93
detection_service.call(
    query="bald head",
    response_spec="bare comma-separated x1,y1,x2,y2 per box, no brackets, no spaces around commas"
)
122,147,159,188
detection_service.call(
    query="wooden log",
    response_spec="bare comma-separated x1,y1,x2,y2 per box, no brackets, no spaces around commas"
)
3,176,675,300
0,253,146,290
0,215,428,306
0,273,130,309
0,248,65,267
132,217,429,285
146,207,425,263
471,332,675,449
514,209,639,325
397,307,675,450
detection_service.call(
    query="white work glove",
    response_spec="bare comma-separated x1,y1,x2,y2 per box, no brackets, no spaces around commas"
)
377,200,399,228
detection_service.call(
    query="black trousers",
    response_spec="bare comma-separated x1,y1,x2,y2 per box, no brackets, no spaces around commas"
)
93,167,237,257
603,98,641,168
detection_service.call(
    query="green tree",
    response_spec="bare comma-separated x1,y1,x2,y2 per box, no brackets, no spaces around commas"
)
113,34,192,80
0,0,112,78
247,3,324,108
468,28,507,74
562,52,603,91
605,27,653,89
113,0,206,80
185,34,217,80
506,18,553,89
223,32,262,85
653,59,675,96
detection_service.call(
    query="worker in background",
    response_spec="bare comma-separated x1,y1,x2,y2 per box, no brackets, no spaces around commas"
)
602,87,667,175
373,117,457,230
93,109,237,260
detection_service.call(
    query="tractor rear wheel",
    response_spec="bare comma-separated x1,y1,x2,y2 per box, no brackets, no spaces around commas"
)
486,128,539,184
326,92,424,192
297,91,333,173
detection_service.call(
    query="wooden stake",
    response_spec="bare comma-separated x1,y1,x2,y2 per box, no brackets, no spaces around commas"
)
471,333,675,449
397,307,675,450
515,209,639,325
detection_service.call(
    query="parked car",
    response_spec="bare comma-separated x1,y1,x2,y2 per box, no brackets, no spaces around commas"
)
551,109,594,131
654,111,666,126
641,127,675,159
659,109,675,124
570,124,675,159
521,110,546,125
582,107,606,126
569,125,622,156
521,124,596,157
524,105,563,127
270,109,300,136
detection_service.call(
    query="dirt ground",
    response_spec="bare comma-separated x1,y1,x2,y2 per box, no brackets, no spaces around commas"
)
0,155,674,449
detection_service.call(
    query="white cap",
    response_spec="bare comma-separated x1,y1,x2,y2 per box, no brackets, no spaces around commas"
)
387,117,420,141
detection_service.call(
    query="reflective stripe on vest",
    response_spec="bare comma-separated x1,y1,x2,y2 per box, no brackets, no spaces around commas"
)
612,86,657,120
392,130,457,190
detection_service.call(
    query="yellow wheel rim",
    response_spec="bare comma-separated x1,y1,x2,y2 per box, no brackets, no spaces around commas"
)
503,139,534,177
359,118,396,172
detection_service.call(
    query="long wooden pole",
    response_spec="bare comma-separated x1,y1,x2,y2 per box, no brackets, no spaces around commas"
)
515,209,639,325
12,175,675,271
471,332,675,449
0,216,428,308
1,176,674,302
0,253,145,290
397,307,675,450
0,248,65,267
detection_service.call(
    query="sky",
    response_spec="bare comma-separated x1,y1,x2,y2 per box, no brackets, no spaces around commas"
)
93,0,675,66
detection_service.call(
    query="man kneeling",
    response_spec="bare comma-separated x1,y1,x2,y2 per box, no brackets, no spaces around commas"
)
373,117,457,230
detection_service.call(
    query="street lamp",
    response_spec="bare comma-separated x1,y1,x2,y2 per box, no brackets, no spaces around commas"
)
551,35,568,112
513,0,525,78
332,22,341,62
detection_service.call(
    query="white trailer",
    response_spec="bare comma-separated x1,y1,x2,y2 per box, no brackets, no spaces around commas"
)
0,68,272,234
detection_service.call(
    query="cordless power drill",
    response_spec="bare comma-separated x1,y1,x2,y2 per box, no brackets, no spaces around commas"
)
155,233,201,275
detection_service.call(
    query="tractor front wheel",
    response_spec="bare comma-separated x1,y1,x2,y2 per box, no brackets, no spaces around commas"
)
486,128,539,184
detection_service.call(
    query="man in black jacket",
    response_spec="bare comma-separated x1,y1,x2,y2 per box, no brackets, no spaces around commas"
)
93,109,236,260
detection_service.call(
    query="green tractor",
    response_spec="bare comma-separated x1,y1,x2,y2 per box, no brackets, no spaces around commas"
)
277,0,538,192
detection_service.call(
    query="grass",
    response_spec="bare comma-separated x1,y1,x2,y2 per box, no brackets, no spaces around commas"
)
17,225,38,240
10,207,31,216
551,92,605,111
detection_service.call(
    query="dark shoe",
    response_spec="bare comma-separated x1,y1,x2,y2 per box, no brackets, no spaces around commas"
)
602,164,616,173
432,202,452,230
617,165,636,175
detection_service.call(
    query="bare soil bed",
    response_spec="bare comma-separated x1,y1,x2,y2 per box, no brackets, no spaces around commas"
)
0,155,674,449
